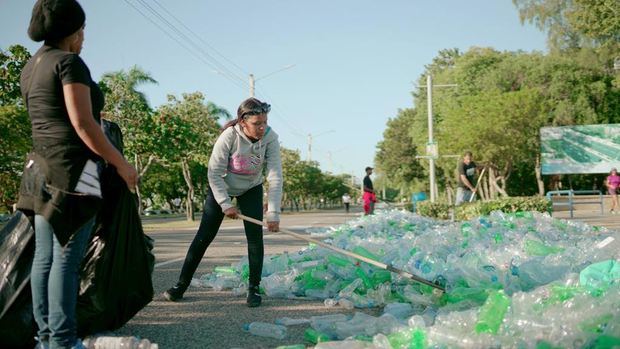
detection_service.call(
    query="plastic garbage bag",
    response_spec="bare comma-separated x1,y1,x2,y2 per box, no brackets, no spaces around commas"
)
77,168,155,335
0,212,36,349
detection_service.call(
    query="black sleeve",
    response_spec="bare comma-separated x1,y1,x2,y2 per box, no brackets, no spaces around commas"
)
363,176,373,190
58,54,90,86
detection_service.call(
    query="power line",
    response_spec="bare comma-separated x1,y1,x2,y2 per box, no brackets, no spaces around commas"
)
122,0,248,92
151,0,249,77
133,0,247,87
255,89,305,137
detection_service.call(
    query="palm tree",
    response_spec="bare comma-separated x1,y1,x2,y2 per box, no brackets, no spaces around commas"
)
99,66,157,214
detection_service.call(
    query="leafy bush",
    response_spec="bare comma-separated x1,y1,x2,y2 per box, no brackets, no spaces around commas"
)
416,197,551,220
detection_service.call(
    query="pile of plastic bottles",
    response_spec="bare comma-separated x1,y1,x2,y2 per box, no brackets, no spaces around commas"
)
193,210,620,348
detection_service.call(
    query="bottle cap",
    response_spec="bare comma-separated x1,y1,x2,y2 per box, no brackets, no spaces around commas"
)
243,323,250,331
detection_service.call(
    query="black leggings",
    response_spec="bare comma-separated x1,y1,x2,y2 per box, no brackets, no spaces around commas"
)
177,185,264,287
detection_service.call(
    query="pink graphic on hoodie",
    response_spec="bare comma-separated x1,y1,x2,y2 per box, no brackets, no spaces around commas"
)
229,153,263,175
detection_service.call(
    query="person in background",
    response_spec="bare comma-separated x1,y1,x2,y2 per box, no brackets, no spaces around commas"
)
363,166,376,215
19,0,138,347
164,97,282,308
605,168,620,214
342,192,351,213
455,151,477,206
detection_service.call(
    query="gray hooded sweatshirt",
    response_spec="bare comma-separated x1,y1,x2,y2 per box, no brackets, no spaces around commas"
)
208,124,283,221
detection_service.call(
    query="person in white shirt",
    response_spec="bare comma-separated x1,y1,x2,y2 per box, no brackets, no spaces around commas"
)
342,193,351,213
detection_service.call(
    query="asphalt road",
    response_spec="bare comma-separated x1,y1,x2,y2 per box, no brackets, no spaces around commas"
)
111,208,373,349
95,205,620,348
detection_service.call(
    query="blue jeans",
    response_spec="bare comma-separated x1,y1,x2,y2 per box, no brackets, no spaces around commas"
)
32,215,93,349
455,187,473,206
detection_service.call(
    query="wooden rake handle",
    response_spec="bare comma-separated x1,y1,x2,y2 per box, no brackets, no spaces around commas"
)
237,213,445,292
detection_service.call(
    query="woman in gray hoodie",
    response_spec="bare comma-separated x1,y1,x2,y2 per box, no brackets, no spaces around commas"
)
164,98,282,307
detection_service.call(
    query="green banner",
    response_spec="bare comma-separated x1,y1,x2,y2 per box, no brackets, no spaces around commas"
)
541,124,620,174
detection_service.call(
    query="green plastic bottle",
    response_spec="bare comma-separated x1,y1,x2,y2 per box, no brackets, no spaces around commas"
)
352,246,381,261
387,328,427,349
355,267,374,289
591,335,620,349
371,270,392,285
524,239,564,256
328,254,354,267
214,266,236,274
475,290,510,334
304,328,329,344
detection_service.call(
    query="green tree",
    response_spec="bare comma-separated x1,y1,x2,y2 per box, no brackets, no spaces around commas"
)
99,66,157,212
0,45,31,106
0,45,31,211
0,106,30,211
513,0,620,53
155,92,222,221
405,47,619,199
375,108,423,193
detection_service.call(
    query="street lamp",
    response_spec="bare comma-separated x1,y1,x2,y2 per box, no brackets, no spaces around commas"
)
249,64,296,97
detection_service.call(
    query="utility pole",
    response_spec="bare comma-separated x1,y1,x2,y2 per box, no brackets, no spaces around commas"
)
306,130,334,162
249,74,255,97
307,133,313,161
417,75,457,203
427,75,436,202
248,64,295,98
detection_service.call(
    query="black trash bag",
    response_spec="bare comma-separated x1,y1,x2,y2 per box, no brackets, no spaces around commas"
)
76,166,155,336
0,212,37,349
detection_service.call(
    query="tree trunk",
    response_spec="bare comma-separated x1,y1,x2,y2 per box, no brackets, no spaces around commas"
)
132,154,155,215
535,155,545,196
489,168,497,199
134,154,144,214
181,158,195,221
482,167,491,201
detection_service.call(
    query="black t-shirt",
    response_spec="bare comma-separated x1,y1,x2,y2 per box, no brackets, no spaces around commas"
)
363,175,374,192
457,161,476,188
20,45,104,146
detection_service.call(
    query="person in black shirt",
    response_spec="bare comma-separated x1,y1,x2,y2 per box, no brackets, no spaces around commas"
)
18,1,138,348
363,166,376,215
455,151,477,205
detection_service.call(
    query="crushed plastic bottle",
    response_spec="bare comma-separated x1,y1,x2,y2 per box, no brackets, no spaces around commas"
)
82,336,158,349
243,322,287,339
275,317,311,326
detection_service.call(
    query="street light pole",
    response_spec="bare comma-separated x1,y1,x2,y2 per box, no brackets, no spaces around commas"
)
426,75,437,202
248,64,295,97
418,76,457,203
249,74,255,97
306,130,335,161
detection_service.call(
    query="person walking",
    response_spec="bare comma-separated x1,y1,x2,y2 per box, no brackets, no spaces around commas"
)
18,1,138,347
363,167,376,215
606,168,620,214
164,97,282,307
342,193,351,213
455,152,477,206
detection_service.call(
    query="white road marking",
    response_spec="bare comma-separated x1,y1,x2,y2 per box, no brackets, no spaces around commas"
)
154,257,185,268
153,225,314,268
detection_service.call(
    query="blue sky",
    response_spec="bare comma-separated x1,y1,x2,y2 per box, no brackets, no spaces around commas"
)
1,1,547,181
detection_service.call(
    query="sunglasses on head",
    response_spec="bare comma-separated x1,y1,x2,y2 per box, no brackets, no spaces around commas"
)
243,103,271,117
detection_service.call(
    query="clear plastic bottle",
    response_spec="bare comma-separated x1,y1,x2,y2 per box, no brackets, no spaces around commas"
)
324,298,338,307
87,336,139,349
243,322,287,339
275,317,311,326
